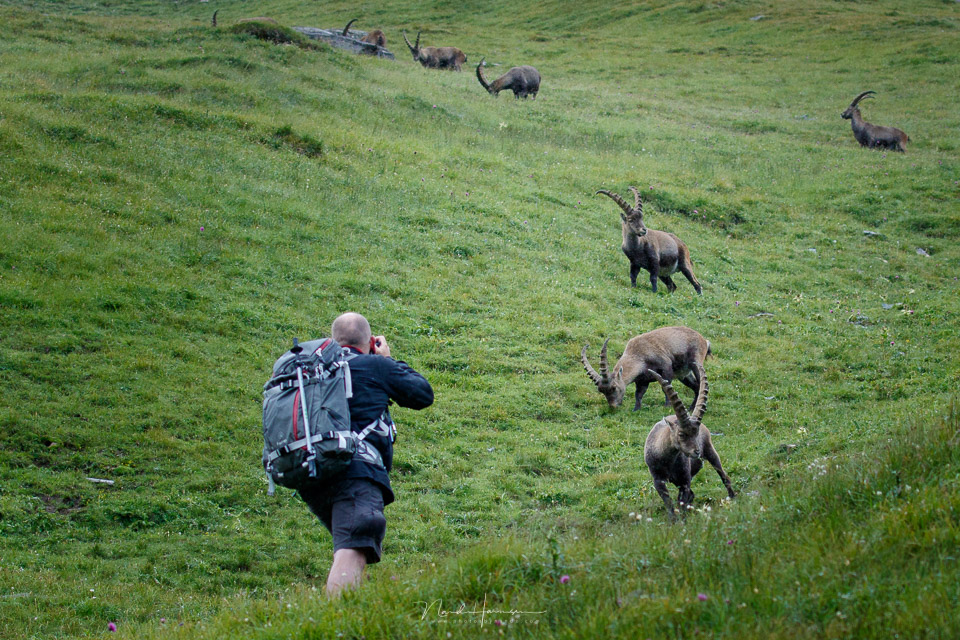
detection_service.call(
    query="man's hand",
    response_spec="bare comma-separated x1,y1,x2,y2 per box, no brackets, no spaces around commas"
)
372,336,391,358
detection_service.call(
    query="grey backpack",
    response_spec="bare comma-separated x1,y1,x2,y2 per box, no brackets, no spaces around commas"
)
262,338,357,492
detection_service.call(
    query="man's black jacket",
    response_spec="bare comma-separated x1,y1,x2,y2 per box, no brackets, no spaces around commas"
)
341,346,433,504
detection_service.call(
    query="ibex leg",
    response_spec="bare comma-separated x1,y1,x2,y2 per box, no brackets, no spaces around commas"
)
678,248,703,295
702,443,735,499
629,264,642,288
660,275,678,293
679,372,699,411
678,485,695,510
633,381,650,411
653,477,676,522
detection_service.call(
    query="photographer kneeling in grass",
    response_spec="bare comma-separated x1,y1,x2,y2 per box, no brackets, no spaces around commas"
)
305,312,433,596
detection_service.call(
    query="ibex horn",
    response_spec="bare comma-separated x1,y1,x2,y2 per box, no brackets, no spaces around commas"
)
599,338,612,386
342,18,358,36
402,31,414,52
476,58,490,91
651,370,693,432
415,31,421,50
596,189,635,216
628,186,643,215
581,345,602,387
850,91,876,108
211,10,218,27
690,362,709,427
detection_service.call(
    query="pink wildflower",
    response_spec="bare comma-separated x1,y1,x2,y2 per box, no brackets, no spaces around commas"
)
494,620,503,627
560,575,571,584
200,226,204,231
108,622,117,632
697,593,708,602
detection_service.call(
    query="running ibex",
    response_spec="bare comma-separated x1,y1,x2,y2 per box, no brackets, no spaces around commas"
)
842,91,909,153
476,59,540,99
342,18,386,48
402,31,466,71
580,327,710,411
645,364,735,521
597,187,702,294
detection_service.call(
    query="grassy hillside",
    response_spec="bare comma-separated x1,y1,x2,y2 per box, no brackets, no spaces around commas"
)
0,0,958,638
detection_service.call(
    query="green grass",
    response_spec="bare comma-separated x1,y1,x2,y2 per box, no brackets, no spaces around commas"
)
0,0,958,638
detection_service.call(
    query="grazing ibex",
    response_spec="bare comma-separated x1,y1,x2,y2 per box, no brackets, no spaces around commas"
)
842,91,909,153
342,18,387,48
580,327,710,411
644,364,735,521
402,31,467,71
476,59,540,99
596,187,702,295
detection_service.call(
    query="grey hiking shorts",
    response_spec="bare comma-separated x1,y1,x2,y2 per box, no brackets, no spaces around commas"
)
299,477,387,564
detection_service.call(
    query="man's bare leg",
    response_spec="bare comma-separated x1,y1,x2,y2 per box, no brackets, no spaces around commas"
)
326,548,367,597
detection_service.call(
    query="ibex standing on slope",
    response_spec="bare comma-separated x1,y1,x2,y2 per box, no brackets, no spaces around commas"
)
597,187,702,294
842,91,909,153
644,364,735,522
476,59,540,99
402,31,467,71
581,327,710,411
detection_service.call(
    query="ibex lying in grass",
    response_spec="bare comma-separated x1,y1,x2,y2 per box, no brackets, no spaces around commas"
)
597,187,702,294
476,59,540,99
342,18,386,47
645,363,735,521
581,327,710,411
842,91,909,153
402,31,467,71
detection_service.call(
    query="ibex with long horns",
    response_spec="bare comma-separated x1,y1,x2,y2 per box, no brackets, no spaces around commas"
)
581,327,710,411
476,59,540,99
402,31,466,71
644,364,735,521
342,18,386,48
842,91,909,153
597,187,702,294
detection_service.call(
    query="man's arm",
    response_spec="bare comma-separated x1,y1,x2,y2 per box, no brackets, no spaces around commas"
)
380,358,434,410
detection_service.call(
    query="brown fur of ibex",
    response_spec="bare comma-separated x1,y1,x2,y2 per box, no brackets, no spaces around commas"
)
476,58,540,99
403,31,466,71
597,187,702,294
580,327,710,411
842,91,909,153
342,19,386,48
644,363,734,522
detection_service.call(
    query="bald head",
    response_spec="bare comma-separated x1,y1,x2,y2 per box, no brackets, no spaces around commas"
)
331,312,371,351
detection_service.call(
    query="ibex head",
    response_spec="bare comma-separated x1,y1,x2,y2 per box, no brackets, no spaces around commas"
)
842,90,875,120
581,340,626,407
402,31,421,60
597,187,646,237
651,363,707,459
